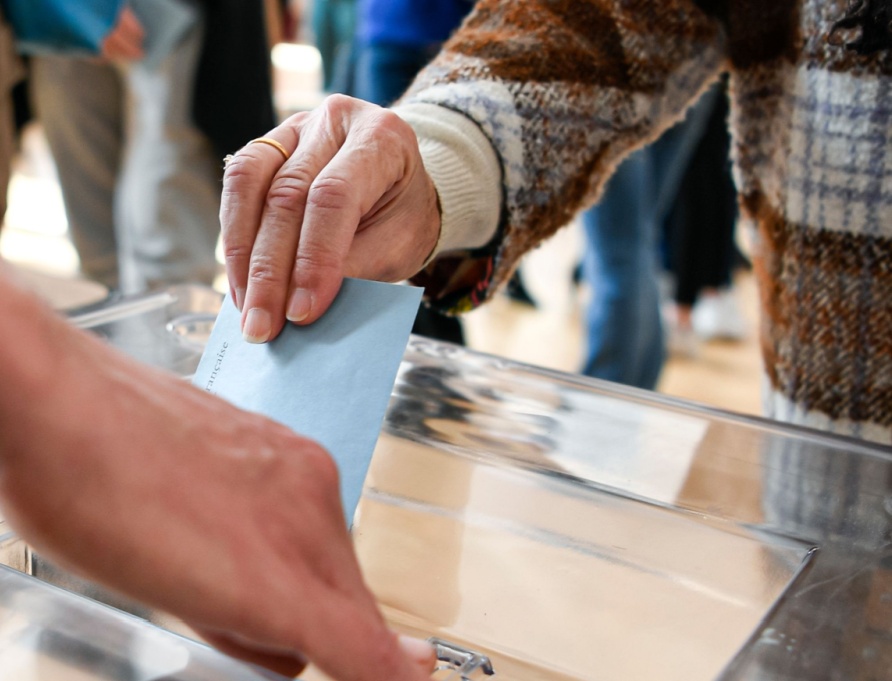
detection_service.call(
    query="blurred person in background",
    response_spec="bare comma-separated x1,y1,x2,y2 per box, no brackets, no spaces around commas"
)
27,0,275,293
0,5,22,230
661,76,748,358
575,96,714,389
352,0,472,106
311,0,358,94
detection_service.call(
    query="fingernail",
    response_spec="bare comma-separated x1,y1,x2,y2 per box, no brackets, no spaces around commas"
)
234,287,246,311
397,635,435,667
243,307,272,343
286,289,312,323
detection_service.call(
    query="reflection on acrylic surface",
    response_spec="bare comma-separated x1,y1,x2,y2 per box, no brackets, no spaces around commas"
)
0,566,280,681
2,289,892,680
358,341,814,680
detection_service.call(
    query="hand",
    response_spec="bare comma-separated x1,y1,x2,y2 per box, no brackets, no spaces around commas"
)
220,95,441,343
0,269,435,680
100,7,145,61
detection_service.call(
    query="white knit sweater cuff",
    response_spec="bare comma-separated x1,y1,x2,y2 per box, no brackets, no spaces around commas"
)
393,103,502,261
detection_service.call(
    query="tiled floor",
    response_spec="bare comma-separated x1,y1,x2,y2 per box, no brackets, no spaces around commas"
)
1,120,763,419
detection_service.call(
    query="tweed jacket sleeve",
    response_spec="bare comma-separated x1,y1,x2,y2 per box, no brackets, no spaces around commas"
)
399,0,727,313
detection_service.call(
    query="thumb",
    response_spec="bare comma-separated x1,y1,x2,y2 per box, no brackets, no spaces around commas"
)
313,627,436,681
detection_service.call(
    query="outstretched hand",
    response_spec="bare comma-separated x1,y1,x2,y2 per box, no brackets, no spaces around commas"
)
220,94,441,343
0,267,435,680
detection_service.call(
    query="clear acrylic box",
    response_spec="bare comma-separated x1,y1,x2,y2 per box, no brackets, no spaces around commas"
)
3,285,892,680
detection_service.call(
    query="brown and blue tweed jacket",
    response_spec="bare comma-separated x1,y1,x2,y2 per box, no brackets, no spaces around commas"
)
405,0,892,443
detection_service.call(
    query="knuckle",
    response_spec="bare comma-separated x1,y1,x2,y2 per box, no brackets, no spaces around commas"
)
295,244,342,278
363,107,414,147
264,171,314,213
306,175,353,212
373,107,410,136
247,252,288,286
302,442,340,492
221,240,252,264
323,92,362,116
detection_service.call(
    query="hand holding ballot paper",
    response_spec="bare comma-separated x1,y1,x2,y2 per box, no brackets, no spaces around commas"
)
0,263,434,680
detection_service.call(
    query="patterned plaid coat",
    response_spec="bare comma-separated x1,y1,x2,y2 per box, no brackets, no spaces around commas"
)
402,0,892,444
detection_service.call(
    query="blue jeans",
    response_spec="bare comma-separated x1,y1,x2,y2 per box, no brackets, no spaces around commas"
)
313,0,358,93
581,85,719,389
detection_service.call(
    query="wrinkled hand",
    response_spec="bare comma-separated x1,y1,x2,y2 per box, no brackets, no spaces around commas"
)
100,7,145,61
0,269,434,680
220,95,441,343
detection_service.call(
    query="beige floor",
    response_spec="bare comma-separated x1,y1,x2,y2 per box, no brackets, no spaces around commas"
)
1,122,764,419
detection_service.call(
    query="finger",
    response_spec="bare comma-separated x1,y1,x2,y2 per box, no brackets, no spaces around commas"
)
239,100,365,340
398,635,440,677
239,136,329,342
285,106,421,325
195,621,434,681
221,124,301,313
304,602,436,681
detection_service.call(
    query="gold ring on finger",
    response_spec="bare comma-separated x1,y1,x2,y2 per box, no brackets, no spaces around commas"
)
249,136,290,162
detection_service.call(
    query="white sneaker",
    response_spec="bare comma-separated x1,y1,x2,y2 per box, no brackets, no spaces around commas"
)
663,304,701,358
692,288,747,340
666,322,701,358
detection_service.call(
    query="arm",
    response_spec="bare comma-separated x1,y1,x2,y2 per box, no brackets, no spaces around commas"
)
220,0,727,340
0,263,433,680
399,0,728,311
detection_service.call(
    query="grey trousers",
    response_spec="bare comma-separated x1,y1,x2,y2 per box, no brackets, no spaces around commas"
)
31,20,222,293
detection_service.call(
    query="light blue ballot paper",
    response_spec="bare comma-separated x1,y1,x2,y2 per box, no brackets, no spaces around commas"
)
192,278,423,525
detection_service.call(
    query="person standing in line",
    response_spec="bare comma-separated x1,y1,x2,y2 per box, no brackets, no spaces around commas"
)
0,5,22,231
661,76,748,358
27,0,275,293
352,0,472,106
577,77,720,388
311,0,358,94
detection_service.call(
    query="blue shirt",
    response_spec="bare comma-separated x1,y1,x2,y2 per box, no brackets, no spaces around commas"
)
357,0,473,48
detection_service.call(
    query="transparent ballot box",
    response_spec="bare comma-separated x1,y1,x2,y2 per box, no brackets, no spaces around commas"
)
0,565,283,681
2,285,892,680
